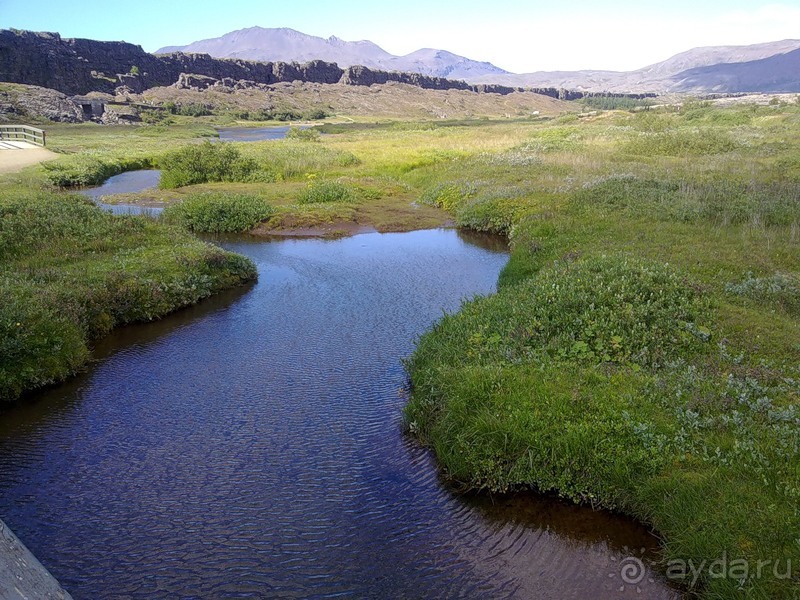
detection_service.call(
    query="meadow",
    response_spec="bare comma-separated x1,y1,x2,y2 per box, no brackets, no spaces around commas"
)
3,98,799,597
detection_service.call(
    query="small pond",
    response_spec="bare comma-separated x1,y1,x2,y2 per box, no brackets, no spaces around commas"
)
216,125,307,142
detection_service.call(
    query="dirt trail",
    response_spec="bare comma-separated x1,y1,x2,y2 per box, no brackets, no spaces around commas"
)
0,146,58,174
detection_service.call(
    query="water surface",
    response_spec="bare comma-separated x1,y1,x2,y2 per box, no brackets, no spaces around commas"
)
78,170,162,216
0,229,678,599
216,125,305,142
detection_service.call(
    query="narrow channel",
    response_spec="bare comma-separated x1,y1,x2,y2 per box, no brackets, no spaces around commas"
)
0,227,679,598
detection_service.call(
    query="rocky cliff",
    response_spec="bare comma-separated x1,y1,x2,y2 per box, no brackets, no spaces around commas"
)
0,30,351,94
0,29,608,101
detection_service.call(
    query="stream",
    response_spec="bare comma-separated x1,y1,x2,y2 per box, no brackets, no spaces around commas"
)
0,228,678,598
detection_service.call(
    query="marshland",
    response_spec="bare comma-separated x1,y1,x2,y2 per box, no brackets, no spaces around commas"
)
1,96,799,598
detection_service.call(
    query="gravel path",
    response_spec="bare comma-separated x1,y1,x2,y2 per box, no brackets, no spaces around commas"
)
0,143,58,174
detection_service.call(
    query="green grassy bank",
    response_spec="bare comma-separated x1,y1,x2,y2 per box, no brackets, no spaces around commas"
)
403,103,800,598
4,92,800,596
0,178,256,403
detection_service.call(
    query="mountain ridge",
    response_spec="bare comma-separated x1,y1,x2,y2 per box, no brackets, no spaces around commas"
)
468,39,800,93
155,26,509,80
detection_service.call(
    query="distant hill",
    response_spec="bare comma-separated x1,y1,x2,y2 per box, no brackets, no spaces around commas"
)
670,47,800,93
156,27,509,80
469,39,800,93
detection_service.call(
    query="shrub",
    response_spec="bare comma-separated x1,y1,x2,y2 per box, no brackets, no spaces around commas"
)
625,128,739,156
41,155,153,187
162,192,275,232
305,108,329,120
0,276,88,402
419,182,476,212
139,109,174,125
455,194,532,235
0,191,257,402
411,255,711,370
580,96,652,111
574,176,800,226
726,272,800,316
285,127,321,142
175,103,213,117
298,180,354,204
158,141,259,188
272,110,303,121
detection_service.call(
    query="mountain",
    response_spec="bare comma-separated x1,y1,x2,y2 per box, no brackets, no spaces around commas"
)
155,27,509,80
670,47,800,93
0,29,533,98
469,39,800,93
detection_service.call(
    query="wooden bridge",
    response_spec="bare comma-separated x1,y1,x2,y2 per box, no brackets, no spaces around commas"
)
0,124,46,149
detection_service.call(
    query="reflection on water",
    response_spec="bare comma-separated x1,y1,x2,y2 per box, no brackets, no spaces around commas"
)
0,230,679,599
216,125,304,142
78,170,163,215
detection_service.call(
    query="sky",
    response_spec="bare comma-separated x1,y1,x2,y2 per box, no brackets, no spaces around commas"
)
1,0,799,72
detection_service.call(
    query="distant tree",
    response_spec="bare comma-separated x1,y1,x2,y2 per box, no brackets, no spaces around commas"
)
129,65,140,76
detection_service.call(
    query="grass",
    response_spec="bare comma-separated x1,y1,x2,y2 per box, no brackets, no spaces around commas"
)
162,192,275,232
0,182,256,402
298,179,354,204
398,104,800,598
8,99,800,596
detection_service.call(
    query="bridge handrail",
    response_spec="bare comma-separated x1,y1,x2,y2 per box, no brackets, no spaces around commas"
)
0,125,46,147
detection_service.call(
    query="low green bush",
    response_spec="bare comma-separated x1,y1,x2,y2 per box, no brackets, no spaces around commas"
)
455,193,532,235
158,141,260,188
139,109,175,125
573,176,800,226
580,96,652,111
409,255,710,372
298,179,354,204
0,276,88,402
162,192,275,232
41,154,153,187
285,127,321,142
162,102,213,117
726,272,800,315
419,182,476,212
625,128,739,156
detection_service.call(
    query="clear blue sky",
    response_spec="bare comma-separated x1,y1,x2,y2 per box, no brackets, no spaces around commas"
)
1,0,798,72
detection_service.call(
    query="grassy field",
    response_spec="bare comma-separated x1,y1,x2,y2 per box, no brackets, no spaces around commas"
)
4,97,799,596
399,103,800,598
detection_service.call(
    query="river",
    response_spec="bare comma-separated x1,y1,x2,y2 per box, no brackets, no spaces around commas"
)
0,228,678,598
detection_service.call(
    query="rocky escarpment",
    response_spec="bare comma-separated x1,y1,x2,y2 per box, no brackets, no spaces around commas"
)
0,30,350,94
0,29,641,102
0,83,84,122
0,29,659,108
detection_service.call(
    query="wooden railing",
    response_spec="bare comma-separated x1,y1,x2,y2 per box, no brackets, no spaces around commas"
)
0,125,46,147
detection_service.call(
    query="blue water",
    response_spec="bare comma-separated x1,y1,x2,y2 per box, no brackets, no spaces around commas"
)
216,125,306,142
79,170,163,216
0,230,677,599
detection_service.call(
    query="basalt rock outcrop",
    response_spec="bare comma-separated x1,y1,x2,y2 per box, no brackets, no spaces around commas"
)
0,30,348,94
0,29,562,99
0,83,84,122
0,29,654,103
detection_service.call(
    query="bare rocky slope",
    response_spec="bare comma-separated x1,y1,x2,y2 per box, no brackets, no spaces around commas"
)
156,27,508,80
137,81,571,120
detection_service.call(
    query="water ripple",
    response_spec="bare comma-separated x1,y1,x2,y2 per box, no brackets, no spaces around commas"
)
0,230,678,599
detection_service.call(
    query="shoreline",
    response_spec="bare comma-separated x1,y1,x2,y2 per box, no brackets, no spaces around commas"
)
0,519,73,600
